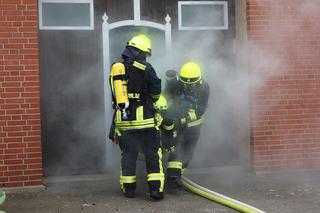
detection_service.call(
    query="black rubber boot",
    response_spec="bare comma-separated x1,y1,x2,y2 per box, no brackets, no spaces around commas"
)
166,180,180,189
166,173,182,190
123,189,135,198
150,191,164,201
122,182,136,198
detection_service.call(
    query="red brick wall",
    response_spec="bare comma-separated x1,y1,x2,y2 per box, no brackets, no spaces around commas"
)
0,0,43,187
247,0,320,171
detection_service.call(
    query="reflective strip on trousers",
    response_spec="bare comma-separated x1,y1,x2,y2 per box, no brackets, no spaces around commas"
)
168,161,183,169
147,172,165,192
120,175,136,184
147,173,165,182
120,167,136,192
158,148,163,174
158,148,164,192
147,148,164,192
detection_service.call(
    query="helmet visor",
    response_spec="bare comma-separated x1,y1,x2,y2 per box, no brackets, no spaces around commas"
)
179,76,201,84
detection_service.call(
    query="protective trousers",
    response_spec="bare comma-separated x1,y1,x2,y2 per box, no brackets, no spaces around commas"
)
119,128,164,193
166,127,200,182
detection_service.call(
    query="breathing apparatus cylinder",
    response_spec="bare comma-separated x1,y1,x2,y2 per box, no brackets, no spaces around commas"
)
111,63,129,119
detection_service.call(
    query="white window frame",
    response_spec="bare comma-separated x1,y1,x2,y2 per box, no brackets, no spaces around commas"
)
178,1,228,30
39,0,94,30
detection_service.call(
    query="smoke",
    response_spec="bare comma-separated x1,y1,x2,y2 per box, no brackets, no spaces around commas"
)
146,29,242,168
108,1,267,172
41,0,320,178
147,0,320,171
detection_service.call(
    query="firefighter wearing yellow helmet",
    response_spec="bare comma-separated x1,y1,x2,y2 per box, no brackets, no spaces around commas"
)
127,34,152,56
109,34,164,200
154,95,178,153
164,62,210,189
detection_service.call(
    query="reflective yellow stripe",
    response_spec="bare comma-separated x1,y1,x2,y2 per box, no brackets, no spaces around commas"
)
120,175,136,183
116,118,154,125
119,168,136,192
133,61,146,70
118,124,155,130
116,110,122,122
173,130,177,138
182,168,186,175
163,123,174,131
136,106,143,121
110,75,115,95
168,161,183,169
187,117,203,127
115,127,121,136
147,176,164,181
188,109,197,121
120,167,124,192
155,113,163,127
114,105,156,130
158,148,164,191
147,167,164,192
158,148,163,174
147,173,164,180
116,117,154,125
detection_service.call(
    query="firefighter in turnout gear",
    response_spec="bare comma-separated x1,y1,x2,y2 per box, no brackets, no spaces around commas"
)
165,62,210,188
109,34,164,200
154,95,178,153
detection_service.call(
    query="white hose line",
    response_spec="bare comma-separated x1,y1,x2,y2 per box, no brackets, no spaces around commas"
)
181,176,266,213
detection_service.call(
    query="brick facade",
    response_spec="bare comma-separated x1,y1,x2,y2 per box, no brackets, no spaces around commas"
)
0,0,43,187
248,0,320,171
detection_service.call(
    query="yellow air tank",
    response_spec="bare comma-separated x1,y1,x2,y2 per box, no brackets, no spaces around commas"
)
111,63,129,119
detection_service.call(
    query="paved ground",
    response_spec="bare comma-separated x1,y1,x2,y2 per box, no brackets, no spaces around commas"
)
1,167,320,213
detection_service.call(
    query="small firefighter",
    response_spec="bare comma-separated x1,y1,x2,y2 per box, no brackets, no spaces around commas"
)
109,34,164,200
164,62,210,188
154,95,178,153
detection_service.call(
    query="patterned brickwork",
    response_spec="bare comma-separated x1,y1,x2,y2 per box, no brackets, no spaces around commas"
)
0,0,42,187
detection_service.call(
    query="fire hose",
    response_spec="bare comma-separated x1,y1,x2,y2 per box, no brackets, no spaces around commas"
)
181,176,266,213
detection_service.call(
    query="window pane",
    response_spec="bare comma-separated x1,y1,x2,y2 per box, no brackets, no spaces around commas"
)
181,4,225,28
42,3,90,27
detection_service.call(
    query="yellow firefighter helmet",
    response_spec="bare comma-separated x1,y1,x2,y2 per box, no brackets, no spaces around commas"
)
127,34,152,56
155,95,168,110
179,62,202,85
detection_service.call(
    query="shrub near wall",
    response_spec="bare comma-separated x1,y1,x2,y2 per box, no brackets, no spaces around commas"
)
0,0,43,187
247,0,320,172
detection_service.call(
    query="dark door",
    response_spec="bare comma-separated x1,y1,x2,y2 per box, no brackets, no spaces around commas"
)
40,0,238,176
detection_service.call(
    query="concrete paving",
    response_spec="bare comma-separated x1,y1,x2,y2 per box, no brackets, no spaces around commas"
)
1,167,320,213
